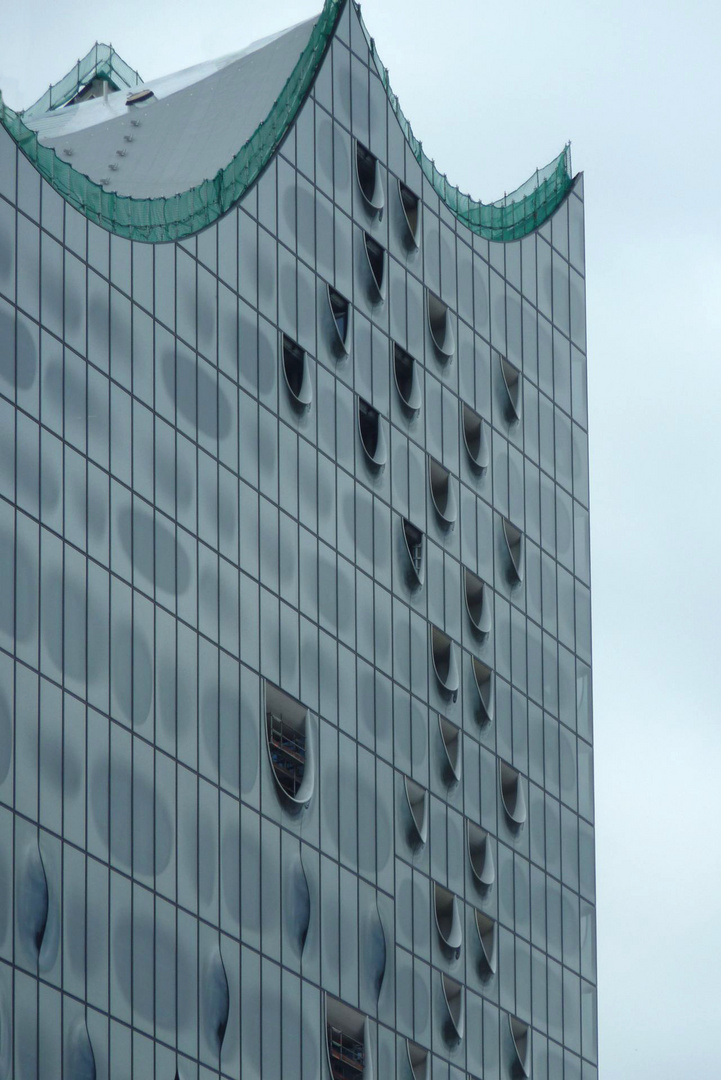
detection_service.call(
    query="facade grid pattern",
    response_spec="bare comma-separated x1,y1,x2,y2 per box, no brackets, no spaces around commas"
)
0,3,597,1079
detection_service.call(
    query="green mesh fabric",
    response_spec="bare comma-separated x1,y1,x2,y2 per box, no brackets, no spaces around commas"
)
23,43,142,120
0,0,572,243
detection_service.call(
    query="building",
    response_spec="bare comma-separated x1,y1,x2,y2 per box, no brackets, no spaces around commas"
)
0,1,597,1078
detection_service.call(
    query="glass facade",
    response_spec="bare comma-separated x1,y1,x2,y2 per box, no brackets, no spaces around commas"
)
0,2,596,1078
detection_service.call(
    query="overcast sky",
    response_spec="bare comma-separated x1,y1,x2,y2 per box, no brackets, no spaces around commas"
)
2,0,721,1075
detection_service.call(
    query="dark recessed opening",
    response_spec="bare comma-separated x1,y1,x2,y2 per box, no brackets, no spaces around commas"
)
393,343,421,416
406,1042,428,1080
398,180,420,247
438,714,461,785
441,973,464,1045
358,398,387,470
427,291,455,360
401,518,424,589
467,821,495,889
364,233,386,300
282,334,312,411
462,403,489,472
500,761,527,830
502,518,524,585
326,998,369,1080
434,883,463,959
404,776,428,848
499,352,521,423
265,683,314,812
464,570,491,638
356,141,384,214
328,285,350,355
509,1016,530,1079
475,910,497,979
429,459,457,528
431,628,459,702
472,657,494,726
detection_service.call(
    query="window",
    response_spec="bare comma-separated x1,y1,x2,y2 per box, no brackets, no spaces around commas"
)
281,334,313,412
434,883,463,959
401,518,424,589
467,821,495,889
357,397,387,471
393,343,421,417
355,141,384,215
431,628,459,702
403,776,428,848
441,973,464,1045
398,180,420,248
363,233,386,302
508,1015,530,1078
475,910,497,979
438,714,461,786
264,683,315,812
462,403,488,472
499,761,527,830
327,285,350,356
427,291,455,361
471,657,494,726
464,569,491,639
429,458,457,529
326,998,370,1080
502,518,524,585
499,351,521,423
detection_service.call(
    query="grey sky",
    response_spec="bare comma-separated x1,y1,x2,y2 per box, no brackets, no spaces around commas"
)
2,0,721,1074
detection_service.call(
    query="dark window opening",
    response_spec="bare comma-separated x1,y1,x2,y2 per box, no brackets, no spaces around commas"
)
327,1026,365,1080
364,233,386,298
402,519,424,586
462,403,488,471
267,712,306,797
357,398,386,469
467,821,495,888
500,761,527,829
429,458,456,528
432,629,459,702
282,334,312,410
356,142,384,213
439,714,461,784
502,518,524,584
427,291,455,359
328,286,350,351
399,180,420,245
499,352,521,423
394,343,421,415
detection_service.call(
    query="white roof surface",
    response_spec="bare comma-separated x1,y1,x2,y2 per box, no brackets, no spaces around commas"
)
26,16,318,198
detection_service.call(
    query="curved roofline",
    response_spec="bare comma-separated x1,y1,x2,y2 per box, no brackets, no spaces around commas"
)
0,0,573,243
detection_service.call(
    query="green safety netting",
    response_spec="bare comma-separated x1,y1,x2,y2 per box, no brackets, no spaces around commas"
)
0,0,572,243
23,43,142,120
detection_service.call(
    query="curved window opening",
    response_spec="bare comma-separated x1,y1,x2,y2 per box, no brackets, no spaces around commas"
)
434,883,463,960
393,343,422,417
265,683,315,812
358,398,387,471
429,459,457,529
462,404,489,473
475,910,497,979
472,657,494,726
363,233,386,302
502,519,524,585
327,285,350,356
401,518,424,590
21,840,49,956
431,628,459,702
467,821,495,889
499,761,527,830
398,180,420,248
441,973,464,1045
326,997,372,1080
427,292,455,361
282,334,312,412
204,947,230,1054
464,570,491,639
508,1016,531,1079
404,776,428,848
406,1042,428,1080
499,352,521,423
438,715,461,786
356,141,384,215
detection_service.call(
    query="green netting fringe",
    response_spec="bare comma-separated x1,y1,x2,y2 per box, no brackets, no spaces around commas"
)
0,0,572,243
23,43,142,121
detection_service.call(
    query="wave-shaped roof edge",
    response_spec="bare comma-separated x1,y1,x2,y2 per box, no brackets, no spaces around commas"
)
0,0,574,243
